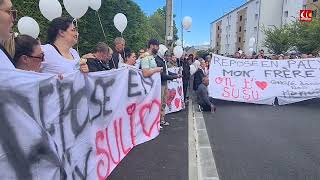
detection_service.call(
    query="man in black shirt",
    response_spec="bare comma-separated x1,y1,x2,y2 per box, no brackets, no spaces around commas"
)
86,42,112,72
109,37,125,69
155,50,181,127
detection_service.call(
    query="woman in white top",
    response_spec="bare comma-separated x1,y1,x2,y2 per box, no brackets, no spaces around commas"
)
0,0,16,69
42,17,88,74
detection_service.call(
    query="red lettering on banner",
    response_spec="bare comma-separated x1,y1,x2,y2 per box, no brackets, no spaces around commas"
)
95,130,111,180
217,77,261,101
139,100,161,137
95,99,161,179
119,118,132,155
105,121,121,165
127,103,136,146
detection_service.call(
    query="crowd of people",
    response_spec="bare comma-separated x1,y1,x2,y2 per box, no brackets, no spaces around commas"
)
222,49,320,60
0,0,218,130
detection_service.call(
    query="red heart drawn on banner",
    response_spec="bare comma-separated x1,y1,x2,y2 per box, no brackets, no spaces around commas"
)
178,86,183,96
255,81,268,90
166,89,176,106
139,100,161,137
175,98,180,108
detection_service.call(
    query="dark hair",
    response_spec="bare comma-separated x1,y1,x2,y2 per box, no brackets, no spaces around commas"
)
13,35,39,66
94,42,109,53
148,39,159,48
124,48,134,62
47,17,74,44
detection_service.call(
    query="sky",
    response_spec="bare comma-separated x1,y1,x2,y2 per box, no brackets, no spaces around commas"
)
133,0,246,46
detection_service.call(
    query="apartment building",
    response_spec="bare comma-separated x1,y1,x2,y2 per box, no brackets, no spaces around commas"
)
210,0,305,55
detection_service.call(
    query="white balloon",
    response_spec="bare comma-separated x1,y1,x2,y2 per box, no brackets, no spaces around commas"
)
175,39,182,46
249,37,256,47
173,46,184,59
63,0,89,19
182,16,192,30
39,0,62,21
18,17,40,38
248,48,254,54
114,13,127,33
89,0,101,11
158,44,168,58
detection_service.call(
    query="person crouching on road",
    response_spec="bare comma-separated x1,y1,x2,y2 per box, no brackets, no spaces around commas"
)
196,76,216,112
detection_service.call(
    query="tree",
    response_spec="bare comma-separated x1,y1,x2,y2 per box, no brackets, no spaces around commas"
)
291,17,320,54
148,7,179,45
262,25,294,55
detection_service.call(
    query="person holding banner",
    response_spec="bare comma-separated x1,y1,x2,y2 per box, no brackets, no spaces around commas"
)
196,76,216,112
13,35,43,72
86,42,112,72
41,17,89,74
0,0,16,69
155,47,181,127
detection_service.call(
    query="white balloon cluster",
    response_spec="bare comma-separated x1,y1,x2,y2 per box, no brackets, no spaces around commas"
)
19,0,129,41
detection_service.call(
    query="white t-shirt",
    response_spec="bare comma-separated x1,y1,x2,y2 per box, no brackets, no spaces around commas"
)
41,44,80,74
0,49,15,70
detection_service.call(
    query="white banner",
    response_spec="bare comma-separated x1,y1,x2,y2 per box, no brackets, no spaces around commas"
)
165,67,185,114
0,67,161,180
209,54,320,105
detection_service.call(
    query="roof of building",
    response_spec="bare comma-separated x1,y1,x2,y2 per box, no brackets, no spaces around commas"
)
210,0,256,24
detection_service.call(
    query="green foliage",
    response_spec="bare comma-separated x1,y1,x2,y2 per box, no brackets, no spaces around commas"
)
12,0,178,55
291,17,320,54
196,49,214,59
263,18,320,55
148,6,179,44
262,25,294,55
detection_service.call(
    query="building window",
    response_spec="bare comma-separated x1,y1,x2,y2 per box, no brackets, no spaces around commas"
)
313,0,318,2
238,37,241,43
216,42,219,47
240,15,243,21
254,27,257,33
284,11,288,18
218,26,220,30
239,26,242,32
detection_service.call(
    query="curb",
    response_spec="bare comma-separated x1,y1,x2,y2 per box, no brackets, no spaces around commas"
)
191,99,220,180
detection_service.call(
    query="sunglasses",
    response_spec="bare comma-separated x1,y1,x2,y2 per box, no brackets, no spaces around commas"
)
26,53,44,62
0,8,17,21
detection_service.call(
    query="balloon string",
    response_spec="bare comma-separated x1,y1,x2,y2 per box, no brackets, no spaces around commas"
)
96,11,107,42
75,19,79,53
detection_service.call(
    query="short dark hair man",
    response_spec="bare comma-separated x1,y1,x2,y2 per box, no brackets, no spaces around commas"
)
86,42,112,72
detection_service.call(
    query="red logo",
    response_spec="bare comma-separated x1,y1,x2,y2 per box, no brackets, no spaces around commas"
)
300,10,313,22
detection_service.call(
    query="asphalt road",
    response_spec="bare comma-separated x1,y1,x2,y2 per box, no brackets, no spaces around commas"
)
108,109,188,180
203,99,320,180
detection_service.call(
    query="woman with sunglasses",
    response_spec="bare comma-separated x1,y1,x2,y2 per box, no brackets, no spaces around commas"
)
0,0,17,69
13,35,44,72
41,17,88,74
